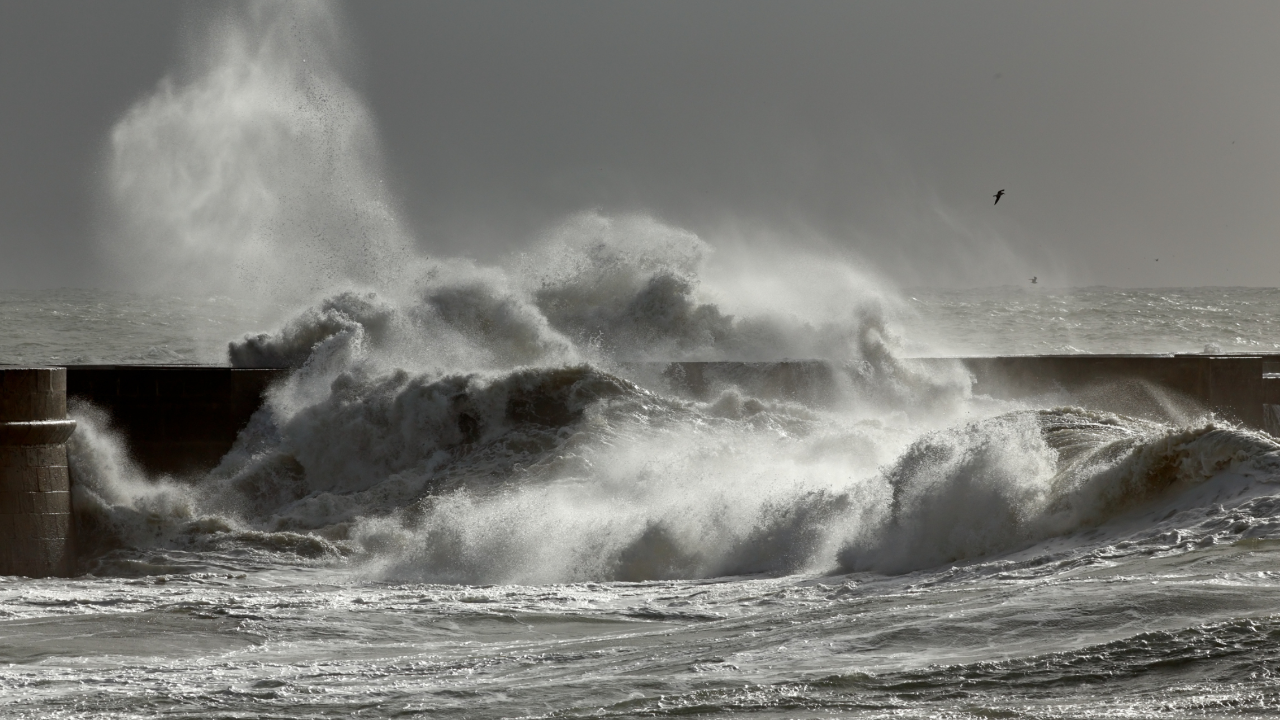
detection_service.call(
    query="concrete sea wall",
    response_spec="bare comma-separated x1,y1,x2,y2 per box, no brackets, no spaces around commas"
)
944,354,1280,431
666,355,1280,432
51,354,1280,478
3,355,1280,577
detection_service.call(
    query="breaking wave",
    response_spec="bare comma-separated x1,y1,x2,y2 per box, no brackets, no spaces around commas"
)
73,1,1280,584
69,353,1280,582
838,409,1280,574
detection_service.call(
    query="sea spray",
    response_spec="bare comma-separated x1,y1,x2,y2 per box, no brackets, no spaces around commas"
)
84,0,954,581
68,399,346,575
101,1,415,306
77,0,1280,587
67,401,199,545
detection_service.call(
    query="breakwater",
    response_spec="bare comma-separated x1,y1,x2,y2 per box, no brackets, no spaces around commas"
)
943,354,1280,430
667,354,1280,430
56,354,1280,477
1,355,1278,579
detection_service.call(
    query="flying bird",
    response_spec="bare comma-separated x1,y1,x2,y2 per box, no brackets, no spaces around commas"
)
1030,276,1037,284
993,189,1005,205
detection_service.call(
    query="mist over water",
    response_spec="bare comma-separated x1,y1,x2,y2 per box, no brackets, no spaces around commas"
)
12,3,1280,717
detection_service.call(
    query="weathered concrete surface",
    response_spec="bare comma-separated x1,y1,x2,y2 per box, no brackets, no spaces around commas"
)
66,366,285,477
0,367,76,578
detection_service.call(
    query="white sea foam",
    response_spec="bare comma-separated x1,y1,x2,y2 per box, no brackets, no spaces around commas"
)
839,409,1280,574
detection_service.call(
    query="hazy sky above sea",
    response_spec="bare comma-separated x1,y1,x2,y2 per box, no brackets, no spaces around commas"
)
2,0,1279,290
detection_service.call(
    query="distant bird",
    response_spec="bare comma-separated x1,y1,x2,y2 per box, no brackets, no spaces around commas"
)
993,189,1005,205
1030,276,1037,284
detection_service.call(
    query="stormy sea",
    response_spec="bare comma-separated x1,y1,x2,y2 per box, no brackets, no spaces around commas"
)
5,5,1280,719
6,280,1280,720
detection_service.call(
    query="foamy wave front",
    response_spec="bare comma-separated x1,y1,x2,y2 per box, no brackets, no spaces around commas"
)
68,344,1280,582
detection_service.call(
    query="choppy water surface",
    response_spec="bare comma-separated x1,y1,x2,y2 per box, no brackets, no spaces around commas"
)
8,285,1280,365
0,289,271,366
901,285,1280,356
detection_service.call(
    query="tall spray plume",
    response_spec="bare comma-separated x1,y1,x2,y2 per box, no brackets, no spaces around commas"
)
79,2,1202,587
100,1,413,305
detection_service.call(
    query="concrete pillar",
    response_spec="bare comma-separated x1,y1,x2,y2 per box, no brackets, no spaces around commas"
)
0,368,76,577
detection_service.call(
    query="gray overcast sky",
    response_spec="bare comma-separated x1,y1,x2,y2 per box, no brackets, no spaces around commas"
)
3,0,1280,290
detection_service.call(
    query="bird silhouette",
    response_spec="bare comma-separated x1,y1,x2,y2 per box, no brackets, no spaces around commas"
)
994,189,1006,205
1030,276,1037,284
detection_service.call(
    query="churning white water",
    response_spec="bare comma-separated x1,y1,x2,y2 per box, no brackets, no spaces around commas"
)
6,4,1280,718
